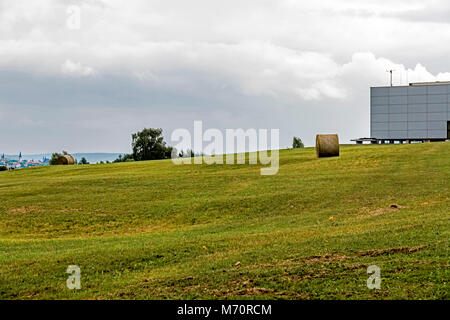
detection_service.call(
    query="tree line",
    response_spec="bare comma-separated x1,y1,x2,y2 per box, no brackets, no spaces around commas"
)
46,128,304,166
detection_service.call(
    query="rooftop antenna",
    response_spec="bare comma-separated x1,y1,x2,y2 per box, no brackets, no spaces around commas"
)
386,69,395,87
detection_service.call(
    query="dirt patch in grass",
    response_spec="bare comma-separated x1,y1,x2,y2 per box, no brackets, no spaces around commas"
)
226,279,275,296
284,268,328,282
216,278,309,298
248,245,426,271
233,287,284,297
299,253,349,265
358,204,408,218
355,245,426,257
247,253,350,270
7,206,42,214
60,208,81,213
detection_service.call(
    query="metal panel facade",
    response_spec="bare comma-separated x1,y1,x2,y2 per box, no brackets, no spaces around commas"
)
370,84,450,139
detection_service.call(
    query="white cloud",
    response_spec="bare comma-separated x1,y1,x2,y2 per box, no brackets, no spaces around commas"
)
61,59,96,76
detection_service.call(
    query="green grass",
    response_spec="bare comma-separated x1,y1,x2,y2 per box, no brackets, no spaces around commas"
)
0,143,449,299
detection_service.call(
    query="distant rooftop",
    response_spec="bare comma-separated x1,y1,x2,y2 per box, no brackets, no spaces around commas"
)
372,80,450,89
409,81,450,86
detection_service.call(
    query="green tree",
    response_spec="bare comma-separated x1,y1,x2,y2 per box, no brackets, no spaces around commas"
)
292,137,304,149
131,128,173,161
0,166,7,171
113,154,134,163
49,152,61,165
79,157,89,165
49,153,58,165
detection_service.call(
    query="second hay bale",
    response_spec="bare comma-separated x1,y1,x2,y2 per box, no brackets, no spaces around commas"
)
56,155,75,165
316,134,339,158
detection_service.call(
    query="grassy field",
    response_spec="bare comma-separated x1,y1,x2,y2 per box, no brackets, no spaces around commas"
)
0,143,449,299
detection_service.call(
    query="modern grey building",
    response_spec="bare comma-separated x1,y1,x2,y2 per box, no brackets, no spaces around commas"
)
370,81,450,142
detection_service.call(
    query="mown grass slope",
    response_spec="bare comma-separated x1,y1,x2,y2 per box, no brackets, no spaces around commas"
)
0,143,449,299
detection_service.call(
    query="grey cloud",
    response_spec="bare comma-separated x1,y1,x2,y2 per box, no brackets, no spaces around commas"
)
383,2,450,24
1,0,450,154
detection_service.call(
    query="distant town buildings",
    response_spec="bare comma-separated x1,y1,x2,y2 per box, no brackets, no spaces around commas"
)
0,153,49,170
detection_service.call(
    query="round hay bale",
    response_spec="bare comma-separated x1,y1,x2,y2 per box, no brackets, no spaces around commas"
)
56,154,75,165
316,134,339,158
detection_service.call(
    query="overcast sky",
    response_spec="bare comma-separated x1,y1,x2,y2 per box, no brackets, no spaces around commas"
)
1,0,450,154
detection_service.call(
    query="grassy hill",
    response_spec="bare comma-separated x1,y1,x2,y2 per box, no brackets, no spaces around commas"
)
0,143,449,299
